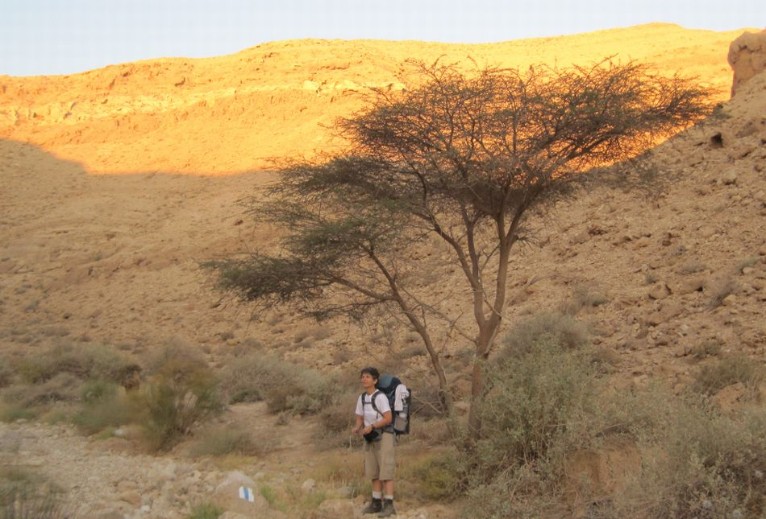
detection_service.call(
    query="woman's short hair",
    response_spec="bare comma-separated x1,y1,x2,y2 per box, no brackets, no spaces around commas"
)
360,366,380,381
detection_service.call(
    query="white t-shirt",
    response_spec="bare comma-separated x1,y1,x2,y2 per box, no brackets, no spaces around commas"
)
355,391,391,427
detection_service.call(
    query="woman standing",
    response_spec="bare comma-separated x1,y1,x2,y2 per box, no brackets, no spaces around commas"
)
352,367,396,517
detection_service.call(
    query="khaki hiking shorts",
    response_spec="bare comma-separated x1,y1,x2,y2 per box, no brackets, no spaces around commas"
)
364,432,395,481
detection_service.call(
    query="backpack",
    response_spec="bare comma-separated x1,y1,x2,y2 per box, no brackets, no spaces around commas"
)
367,374,411,436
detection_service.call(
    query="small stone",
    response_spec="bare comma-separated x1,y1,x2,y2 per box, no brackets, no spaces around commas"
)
647,283,670,300
118,491,142,507
721,170,737,185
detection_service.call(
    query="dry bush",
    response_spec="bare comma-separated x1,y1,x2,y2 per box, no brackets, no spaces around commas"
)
707,276,738,309
189,423,273,457
410,384,447,420
72,381,138,435
689,338,724,360
478,336,603,479
138,345,223,452
0,466,70,519
0,359,12,389
460,318,630,517
2,373,81,408
14,342,135,385
500,311,590,359
403,450,464,501
315,396,357,449
464,365,766,519
691,354,764,397
677,260,707,275
610,400,766,519
559,283,610,315
0,343,139,423
736,256,760,272
219,352,336,415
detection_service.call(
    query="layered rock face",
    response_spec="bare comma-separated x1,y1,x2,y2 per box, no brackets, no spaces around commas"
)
728,29,766,96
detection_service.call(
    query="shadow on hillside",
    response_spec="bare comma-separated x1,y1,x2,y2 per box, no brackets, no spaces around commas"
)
0,137,280,353
0,138,274,180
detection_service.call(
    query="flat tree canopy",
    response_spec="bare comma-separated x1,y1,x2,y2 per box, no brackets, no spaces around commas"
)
210,60,711,438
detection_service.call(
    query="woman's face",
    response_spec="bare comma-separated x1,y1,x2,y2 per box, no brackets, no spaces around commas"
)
360,372,377,390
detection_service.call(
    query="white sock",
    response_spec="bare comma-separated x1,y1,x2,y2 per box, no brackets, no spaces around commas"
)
372,491,382,499
384,495,394,501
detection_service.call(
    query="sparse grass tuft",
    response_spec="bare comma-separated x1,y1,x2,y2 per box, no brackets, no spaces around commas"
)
688,338,723,360
72,385,137,435
187,502,223,519
707,276,738,309
559,283,609,315
0,467,70,519
736,256,760,273
189,424,272,457
691,354,764,397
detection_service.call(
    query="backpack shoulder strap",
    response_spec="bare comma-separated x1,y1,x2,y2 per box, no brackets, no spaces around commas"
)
369,390,381,416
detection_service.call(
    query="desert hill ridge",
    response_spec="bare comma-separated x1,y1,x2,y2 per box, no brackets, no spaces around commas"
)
0,23,751,174
0,22,764,380
0,24,765,519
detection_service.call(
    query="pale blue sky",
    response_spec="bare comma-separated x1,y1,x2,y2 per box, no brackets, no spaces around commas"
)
1,0,762,76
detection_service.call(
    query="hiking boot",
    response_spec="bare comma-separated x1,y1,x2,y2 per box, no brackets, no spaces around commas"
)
378,499,396,517
362,498,382,514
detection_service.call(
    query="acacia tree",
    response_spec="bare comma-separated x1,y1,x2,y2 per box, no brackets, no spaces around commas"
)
211,60,710,439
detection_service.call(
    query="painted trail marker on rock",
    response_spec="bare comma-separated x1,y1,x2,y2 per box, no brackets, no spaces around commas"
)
238,486,255,502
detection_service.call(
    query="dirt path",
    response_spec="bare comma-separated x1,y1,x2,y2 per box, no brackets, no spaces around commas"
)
1,401,457,518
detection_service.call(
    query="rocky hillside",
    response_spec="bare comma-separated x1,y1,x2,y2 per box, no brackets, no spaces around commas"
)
0,24,745,174
0,24,765,519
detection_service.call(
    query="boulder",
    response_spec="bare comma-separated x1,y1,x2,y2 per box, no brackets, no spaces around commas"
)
212,471,270,517
728,30,766,96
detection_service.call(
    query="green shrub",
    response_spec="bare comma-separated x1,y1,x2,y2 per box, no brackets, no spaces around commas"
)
478,336,601,476
460,316,610,517
460,313,766,518
408,453,464,500
139,346,223,452
259,485,279,508
188,502,223,519
0,403,38,422
463,467,553,519
614,400,766,519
